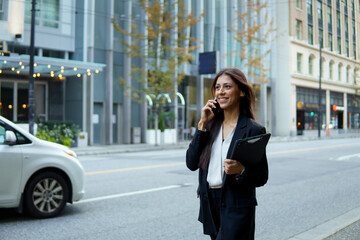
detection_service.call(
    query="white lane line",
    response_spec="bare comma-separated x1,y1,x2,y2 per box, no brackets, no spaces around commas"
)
336,153,360,161
74,183,192,204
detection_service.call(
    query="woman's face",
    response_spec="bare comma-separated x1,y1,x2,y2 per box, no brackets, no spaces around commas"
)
214,74,243,111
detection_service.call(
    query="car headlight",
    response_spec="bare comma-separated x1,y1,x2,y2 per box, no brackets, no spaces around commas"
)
63,149,78,158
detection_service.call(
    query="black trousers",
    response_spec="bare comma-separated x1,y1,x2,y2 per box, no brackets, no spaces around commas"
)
208,188,255,240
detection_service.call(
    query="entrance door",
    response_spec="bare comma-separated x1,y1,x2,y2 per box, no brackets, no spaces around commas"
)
93,103,103,144
338,112,343,129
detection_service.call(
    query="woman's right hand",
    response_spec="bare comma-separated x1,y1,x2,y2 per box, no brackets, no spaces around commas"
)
198,99,217,131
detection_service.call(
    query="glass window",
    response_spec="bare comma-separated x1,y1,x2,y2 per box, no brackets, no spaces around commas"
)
338,64,342,81
0,0,5,20
297,53,302,73
346,67,350,83
296,0,301,8
328,33,333,51
308,25,314,44
0,82,14,121
17,83,28,122
296,20,302,40
309,56,313,75
25,0,60,28
319,29,323,47
346,41,349,57
0,124,5,144
337,37,341,54
329,62,333,79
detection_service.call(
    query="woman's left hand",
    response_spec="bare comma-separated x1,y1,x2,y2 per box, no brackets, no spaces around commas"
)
224,159,244,175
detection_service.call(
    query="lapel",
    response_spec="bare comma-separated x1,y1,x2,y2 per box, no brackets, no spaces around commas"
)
222,114,248,185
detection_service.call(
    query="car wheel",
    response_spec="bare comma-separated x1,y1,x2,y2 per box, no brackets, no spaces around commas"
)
25,172,69,218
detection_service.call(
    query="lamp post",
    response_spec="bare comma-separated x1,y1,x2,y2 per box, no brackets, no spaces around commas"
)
317,0,322,138
28,0,36,134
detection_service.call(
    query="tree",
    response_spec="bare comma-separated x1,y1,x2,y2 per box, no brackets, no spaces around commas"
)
112,0,201,145
232,0,279,126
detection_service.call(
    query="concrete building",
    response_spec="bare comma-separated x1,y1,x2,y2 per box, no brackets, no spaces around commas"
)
0,0,105,146
282,0,360,136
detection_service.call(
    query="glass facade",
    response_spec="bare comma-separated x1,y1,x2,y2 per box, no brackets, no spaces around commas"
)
25,0,60,28
348,94,360,128
330,91,344,129
296,87,326,130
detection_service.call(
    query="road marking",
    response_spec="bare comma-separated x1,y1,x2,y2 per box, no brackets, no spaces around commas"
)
85,142,359,175
86,162,185,175
74,183,192,204
268,142,360,155
336,153,360,161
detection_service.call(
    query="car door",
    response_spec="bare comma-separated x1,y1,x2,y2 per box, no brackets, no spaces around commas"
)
0,123,23,204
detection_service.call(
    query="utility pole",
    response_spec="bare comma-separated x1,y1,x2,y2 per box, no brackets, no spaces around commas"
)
28,0,36,134
317,0,322,138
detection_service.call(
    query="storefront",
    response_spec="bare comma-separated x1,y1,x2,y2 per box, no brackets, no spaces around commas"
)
0,55,105,124
296,87,326,134
330,91,344,129
348,94,360,129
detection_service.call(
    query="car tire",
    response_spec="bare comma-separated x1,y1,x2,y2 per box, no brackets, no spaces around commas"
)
24,172,69,218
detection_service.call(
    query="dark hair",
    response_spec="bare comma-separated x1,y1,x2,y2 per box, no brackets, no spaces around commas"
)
198,68,255,170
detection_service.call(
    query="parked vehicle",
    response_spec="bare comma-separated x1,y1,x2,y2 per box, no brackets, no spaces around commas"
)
0,116,85,218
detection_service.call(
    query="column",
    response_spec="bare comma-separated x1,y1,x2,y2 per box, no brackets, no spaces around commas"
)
123,0,132,144
344,93,348,130
140,0,148,143
326,90,330,127
171,0,178,142
219,0,227,69
196,0,204,114
105,0,114,145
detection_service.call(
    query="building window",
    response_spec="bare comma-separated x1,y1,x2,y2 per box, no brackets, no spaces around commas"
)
338,64,342,81
308,0,313,24
318,0,323,29
308,25,314,44
25,0,60,28
319,29,324,47
354,44,357,60
329,61,333,80
337,37,341,54
296,20,302,40
297,53,303,73
346,66,351,83
346,41,349,57
328,33,333,51
0,0,7,20
296,0,301,8
309,56,314,75
336,11,341,37
327,6,332,34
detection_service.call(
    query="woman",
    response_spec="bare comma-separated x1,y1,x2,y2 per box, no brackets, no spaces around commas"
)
186,68,268,240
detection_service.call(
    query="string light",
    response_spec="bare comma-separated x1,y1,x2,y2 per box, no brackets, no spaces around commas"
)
77,73,81,77
11,67,15,71
0,70,2,74
34,63,37,67
37,73,40,77
87,72,91,76
21,65,25,69
48,65,51,68
17,70,20,74
3,60,7,64
73,67,77,71
19,62,22,65
95,70,99,74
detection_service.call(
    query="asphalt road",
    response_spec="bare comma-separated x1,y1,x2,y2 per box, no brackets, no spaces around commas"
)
1,138,360,240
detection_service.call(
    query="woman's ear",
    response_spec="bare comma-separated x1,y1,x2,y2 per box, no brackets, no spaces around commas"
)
240,91,245,97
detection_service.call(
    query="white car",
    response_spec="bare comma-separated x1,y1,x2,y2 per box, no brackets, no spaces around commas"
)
0,116,85,218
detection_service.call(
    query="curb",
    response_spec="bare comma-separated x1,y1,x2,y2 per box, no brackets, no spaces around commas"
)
288,206,360,240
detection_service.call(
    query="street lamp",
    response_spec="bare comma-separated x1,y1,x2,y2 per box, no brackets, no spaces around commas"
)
28,0,36,134
317,0,322,138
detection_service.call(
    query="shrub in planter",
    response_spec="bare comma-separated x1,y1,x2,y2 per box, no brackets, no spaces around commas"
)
36,121,80,147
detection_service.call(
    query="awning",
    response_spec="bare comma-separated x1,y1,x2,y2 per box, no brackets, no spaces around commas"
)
0,54,106,78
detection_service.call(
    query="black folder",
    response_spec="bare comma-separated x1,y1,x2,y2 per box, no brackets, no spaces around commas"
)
230,133,271,166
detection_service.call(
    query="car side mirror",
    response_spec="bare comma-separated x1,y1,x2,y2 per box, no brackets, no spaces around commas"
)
5,131,17,145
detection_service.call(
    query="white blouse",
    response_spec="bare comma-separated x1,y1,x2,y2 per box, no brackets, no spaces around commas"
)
207,124,236,188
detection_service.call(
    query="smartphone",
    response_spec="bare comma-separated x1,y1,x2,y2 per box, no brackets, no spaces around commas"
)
212,97,221,116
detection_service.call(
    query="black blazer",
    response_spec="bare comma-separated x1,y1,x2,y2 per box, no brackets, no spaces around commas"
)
186,114,268,238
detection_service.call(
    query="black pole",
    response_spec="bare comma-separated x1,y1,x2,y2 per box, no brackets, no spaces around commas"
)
318,36,322,138
28,0,36,134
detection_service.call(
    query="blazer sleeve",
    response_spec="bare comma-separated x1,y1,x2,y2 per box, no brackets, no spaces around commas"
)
186,129,209,171
232,126,269,188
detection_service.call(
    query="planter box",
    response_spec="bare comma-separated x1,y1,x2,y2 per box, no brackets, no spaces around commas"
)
146,129,176,144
